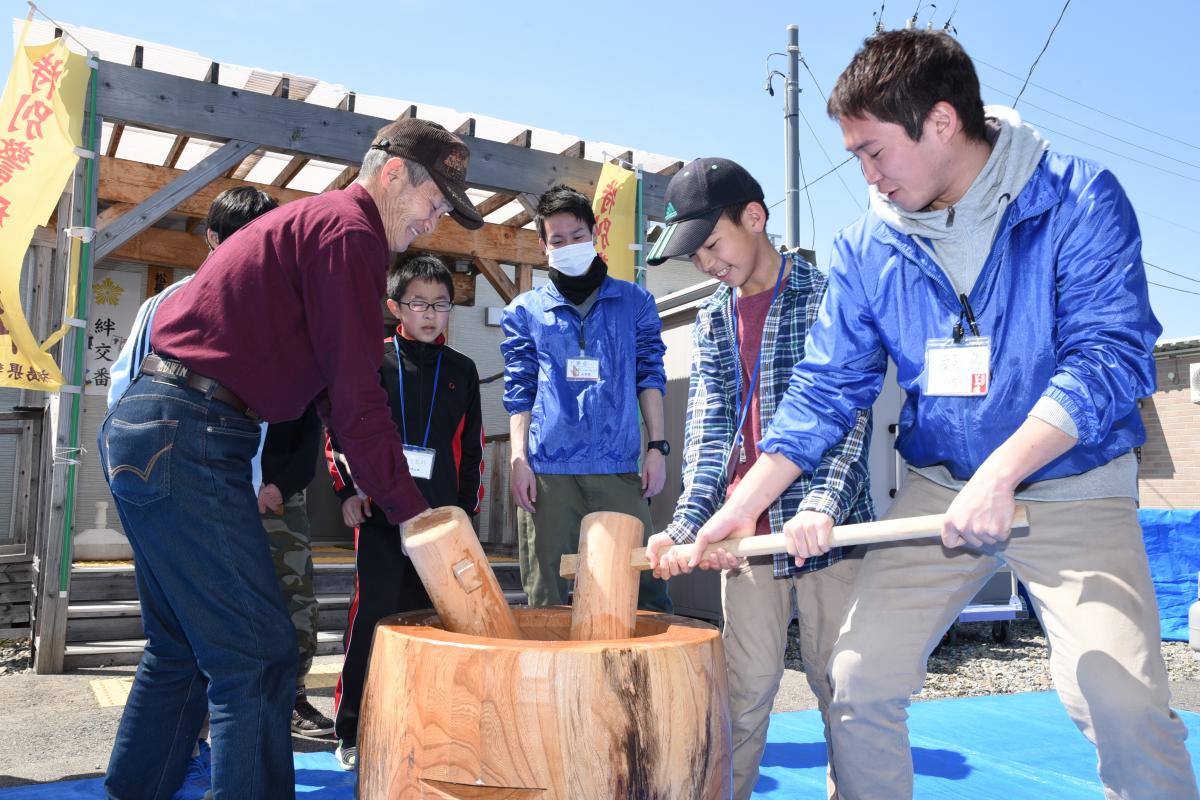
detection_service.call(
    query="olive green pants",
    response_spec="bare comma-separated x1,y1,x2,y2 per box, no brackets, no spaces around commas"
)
517,472,671,612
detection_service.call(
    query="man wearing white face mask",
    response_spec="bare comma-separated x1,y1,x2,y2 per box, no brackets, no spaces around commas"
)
500,184,672,611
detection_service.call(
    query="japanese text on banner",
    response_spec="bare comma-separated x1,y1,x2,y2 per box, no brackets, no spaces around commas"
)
591,161,637,283
0,29,89,391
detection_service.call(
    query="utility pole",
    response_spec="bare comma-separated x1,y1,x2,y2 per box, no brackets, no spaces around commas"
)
784,24,801,251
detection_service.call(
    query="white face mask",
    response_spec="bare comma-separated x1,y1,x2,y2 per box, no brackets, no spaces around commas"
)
547,240,597,277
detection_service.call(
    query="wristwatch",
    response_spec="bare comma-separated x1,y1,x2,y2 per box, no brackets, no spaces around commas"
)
646,440,671,456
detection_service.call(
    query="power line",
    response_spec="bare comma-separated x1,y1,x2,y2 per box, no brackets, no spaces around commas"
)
797,57,864,210
1148,280,1200,297
797,105,865,210
1013,0,1073,108
795,131,817,249
768,156,858,210
982,82,1200,172
1140,212,1200,238
1145,260,1200,285
975,59,1200,153
1023,118,1200,184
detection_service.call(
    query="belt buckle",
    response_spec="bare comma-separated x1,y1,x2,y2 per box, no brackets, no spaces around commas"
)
156,359,189,380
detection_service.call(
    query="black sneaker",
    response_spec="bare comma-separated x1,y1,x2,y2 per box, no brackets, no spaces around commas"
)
291,697,335,736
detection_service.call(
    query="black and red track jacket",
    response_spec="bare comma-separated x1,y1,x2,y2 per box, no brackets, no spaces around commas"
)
326,328,484,525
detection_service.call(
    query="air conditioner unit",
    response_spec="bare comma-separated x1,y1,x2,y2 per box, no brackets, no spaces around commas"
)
1191,362,1200,404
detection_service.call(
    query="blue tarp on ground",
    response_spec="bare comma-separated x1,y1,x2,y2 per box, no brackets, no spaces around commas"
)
1141,508,1200,641
4,693,1199,798
754,691,1200,797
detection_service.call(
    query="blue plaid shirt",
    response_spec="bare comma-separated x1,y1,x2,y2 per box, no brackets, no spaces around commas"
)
663,255,875,578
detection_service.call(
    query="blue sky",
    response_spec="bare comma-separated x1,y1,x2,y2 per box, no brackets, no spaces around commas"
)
6,0,1198,338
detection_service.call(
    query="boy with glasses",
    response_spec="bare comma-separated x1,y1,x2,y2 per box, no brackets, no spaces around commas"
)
325,254,485,770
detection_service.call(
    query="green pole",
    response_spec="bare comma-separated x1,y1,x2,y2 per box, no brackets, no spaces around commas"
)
58,62,99,591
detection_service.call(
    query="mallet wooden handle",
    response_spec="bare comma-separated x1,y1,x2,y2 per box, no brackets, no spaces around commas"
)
403,506,524,639
559,507,1029,578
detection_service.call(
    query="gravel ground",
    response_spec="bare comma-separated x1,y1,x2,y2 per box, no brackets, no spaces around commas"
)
0,637,31,676
784,618,1200,700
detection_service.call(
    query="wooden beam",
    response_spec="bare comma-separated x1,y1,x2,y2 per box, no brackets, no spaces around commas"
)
400,104,417,119
102,226,209,270
93,61,671,218
502,193,539,229
455,118,475,136
502,209,532,228
38,224,208,271
516,194,539,214
324,96,359,192
324,166,358,193
508,129,532,148
94,139,259,261
271,155,309,188
162,63,218,169
96,158,547,266
104,47,143,159
475,257,516,304
33,141,98,674
515,264,533,294
474,192,517,218
163,135,189,168
413,220,545,266
229,148,264,181
657,161,684,177
98,156,311,217
96,203,132,227
560,140,585,160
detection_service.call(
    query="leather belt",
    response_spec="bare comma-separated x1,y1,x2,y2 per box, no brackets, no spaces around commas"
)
140,354,259,420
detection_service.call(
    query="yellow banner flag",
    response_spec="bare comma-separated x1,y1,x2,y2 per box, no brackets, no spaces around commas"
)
592,161,637,282
0,28,89,391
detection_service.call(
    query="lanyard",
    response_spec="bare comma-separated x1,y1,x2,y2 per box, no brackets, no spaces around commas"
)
730,254,788,463
394,335,442,450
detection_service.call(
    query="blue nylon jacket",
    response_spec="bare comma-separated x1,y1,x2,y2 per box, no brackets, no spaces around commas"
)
500,276,666,475
761,152,1160,483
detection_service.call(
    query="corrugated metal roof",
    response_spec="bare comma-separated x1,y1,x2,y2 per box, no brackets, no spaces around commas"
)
12,17,684,214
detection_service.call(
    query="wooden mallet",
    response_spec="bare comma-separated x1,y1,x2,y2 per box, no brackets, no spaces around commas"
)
568,511,644,641
559,507,1031,579
401,506,524,640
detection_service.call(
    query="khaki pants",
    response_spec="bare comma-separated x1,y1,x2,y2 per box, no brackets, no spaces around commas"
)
517,472,672,612
722,554,860,800
828,474,1197,800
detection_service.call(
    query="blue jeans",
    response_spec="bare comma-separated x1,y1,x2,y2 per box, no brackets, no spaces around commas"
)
99,375,296,800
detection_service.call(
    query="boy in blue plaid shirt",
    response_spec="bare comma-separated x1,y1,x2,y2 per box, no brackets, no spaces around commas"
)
645,158,874,800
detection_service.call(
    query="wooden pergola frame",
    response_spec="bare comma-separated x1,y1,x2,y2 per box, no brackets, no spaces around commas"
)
30,55,681,672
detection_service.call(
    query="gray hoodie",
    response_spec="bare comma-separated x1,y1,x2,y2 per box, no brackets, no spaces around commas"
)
872,105,1137,502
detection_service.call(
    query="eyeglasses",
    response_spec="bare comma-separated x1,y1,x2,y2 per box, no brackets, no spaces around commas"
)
396,299,453,313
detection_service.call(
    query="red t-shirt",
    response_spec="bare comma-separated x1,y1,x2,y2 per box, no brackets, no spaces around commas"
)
151,183,428,526
725,287,774,535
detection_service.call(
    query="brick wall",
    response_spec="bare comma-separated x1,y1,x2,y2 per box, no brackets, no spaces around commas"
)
1139,348,1200,509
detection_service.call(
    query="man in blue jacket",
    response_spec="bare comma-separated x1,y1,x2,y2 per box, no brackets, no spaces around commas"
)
693,30,1196,799
501,184,671,612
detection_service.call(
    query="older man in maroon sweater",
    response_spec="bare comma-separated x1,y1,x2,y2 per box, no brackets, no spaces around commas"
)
98,118,483,800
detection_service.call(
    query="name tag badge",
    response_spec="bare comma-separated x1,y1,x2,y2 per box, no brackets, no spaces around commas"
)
403,446,436,480
566,356,600,382
925,336,991,396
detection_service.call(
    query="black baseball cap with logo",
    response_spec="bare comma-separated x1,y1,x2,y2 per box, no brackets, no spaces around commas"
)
646,157,765,265
370,118,485,230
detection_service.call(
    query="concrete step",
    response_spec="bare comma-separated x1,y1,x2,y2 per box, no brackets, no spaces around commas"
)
66,594,352,644
63,630,345,671
69,561,357,602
